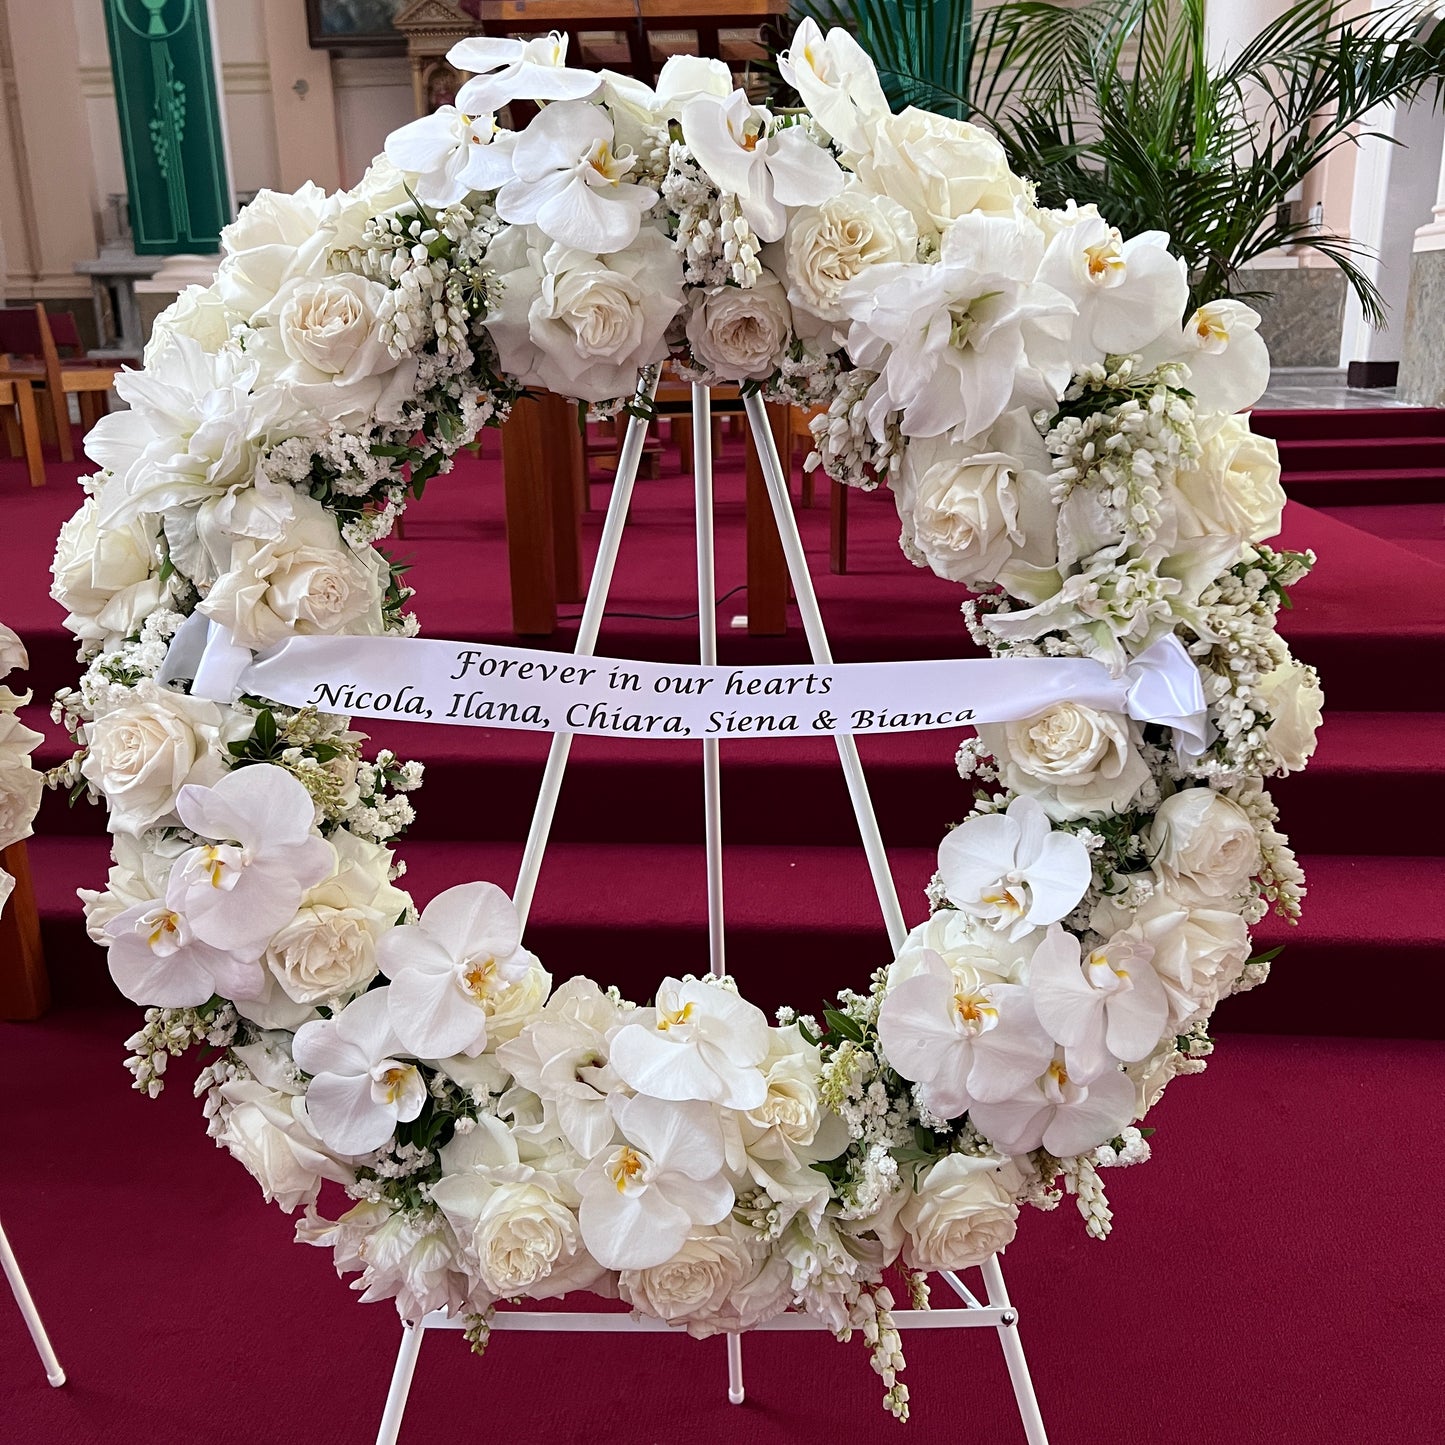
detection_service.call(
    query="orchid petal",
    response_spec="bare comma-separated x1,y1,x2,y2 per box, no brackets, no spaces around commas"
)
580,1180,690,1271
306,1071,397,1154
417,881,520,964
765,126,843,208
967,1093,1053,1157
176,763,316,849
388,965,484,1060
1023,832,1093,925
615,1094,724,1180
967,989,1058,1103
1040,1068,1135,1157
609,1024,729,1102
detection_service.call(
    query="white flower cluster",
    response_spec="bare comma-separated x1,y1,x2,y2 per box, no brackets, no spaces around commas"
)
0,623,44,912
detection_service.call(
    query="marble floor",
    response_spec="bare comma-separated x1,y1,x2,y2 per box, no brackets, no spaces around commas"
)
1257,367,1412,409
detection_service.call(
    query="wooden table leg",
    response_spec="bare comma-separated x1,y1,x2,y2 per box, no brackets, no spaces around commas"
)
13,379,44,487
830,479,849,574
0,842,49,1020
540,393,585,605
501,394,559,636
745,402,790,636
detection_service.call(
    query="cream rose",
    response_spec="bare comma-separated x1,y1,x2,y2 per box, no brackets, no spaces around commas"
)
1147,788,1260,904
0,754,42,851
979,702,1152,823
1174,413,1286,548
144,282,235,364
200,492,385,650
486,227,683,402
781,187,917,328
852,108,1034,238
445,1169,587,1297
218,1077,356,1212
216,182,339,321
51,498,167,646
888,908,1034,988
899,1154,1020,1272
273,273,395,383
480,955,553,1048
686,271,792,382
1256,658,1323,773
80,682,235,835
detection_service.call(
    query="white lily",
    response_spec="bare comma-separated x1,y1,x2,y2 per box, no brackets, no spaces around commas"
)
938,795,1092,940
451,31,600,112
167,763,333,957
679,90,843,243
968,1053,1136,1158
383,105,516,207
577,1093,732,1271
377,881,543,1059
609,975,771,1110
105,897,265,1007
1140,299,1270,413
778,19,891,158
495,101,657,255
293,986,426,1154
877,949,1055,1117
1027,924,1169,1082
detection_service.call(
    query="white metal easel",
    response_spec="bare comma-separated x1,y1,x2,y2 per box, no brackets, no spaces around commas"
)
1,1216,66,1387
374,380,1049,1444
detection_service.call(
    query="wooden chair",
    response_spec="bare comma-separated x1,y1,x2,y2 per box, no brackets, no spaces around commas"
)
0,374,45,488
0,304,122,464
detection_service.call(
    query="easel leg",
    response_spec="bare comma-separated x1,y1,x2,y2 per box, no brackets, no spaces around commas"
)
376,1318,426,1445
981,1255,1049,1444
0,1217,65,1386
727,1331,745,1405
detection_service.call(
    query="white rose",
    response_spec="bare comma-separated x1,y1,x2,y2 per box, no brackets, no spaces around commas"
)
889,909,1034,988
686,271,792,382
331,156,415,253
0,755,42,850
0,865,12,914
144,282,235,364
1256,658,1323,773
216,183,339,321
1147,789,1260,905
51,498,167,646
894,411,1057,589
978,703,1152,822
218,1077,355,1212
442,1168,589,1298
486,227,683,402
481,955,552,1048
780,187,917,330
0,622,27,677
620,1215,790,1337
899,1153,1021,1272
79,830,191,942
1174,413,1286,549
200,492,385,650
81,682,236,835
852,108,1034,239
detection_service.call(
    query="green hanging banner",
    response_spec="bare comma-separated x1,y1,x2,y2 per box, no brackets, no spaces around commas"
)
103,0,232,254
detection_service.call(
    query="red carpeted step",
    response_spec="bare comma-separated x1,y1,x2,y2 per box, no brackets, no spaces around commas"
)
1279,466,1445,507
1251,405,1445,441
1316,502,1445,567
1273,436,1445,473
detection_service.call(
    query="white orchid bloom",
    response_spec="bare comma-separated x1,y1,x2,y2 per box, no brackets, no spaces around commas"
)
105,896,265,1007
1026,925,1169,1082
578,1093,732,1271
167,763,333,957
968,1053,1136,1158
609,975,771,1110
680,90,843,243
383,105,516,207
450,31,600,112
377,881,542,1059
778,19,892,158
841,211,1075,441
293,986,426,1154
494,101,657,255
1140,299,1270,413
877,949,1055,1117
938,795,1092,940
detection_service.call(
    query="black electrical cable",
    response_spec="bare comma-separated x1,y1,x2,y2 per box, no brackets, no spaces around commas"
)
556,582,749,624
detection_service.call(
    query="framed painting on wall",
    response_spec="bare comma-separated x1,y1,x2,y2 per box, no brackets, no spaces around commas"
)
306,0,407,53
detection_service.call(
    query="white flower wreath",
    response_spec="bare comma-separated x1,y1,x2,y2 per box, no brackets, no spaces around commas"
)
50,24,1321,1418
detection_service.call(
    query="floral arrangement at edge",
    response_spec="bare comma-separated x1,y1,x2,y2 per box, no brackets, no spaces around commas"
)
48,23,1323,1419
0,622,44,910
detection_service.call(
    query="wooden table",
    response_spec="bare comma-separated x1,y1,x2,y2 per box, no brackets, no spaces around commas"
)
0,373,45,487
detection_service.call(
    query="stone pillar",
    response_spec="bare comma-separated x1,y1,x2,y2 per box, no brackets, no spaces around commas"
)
1397,133,1445,404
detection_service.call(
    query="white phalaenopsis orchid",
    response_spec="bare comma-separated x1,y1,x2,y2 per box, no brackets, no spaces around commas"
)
577,1093,732,1271
876,949,1055,1118
451,31,600,112
609,975,771,1110
293,986,426,1154
166,763,332,956
968,1054,1136,1158
778,19,891,158
383,105,515,207
377,881,541,1059
1141,299,1270,414
1026,925,1169,1082
938,795,1092,940
680,91,843,243
105,896,264,1006
841,212,1075,441
495,101,657,255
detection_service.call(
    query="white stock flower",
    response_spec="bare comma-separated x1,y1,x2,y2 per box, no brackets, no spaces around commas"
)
328,1204,469,1318
218,1075,356,1211
877,948,1055,1117
1256,657,1323,772
938,795,1092,939
81,682,237,835
685,270,792,382
968,1054,1136,1158
1142,299,1270,414
1146,788,1260,904
51,498,167,646
167,762,333,956
977,701,1151,823
1028,924,1169,1082
680,91,843,243
778,19,891,158
292,986,426,1154
451,31,600,112
163,472,298,591
145,282,233,363
378,881,545,1059
1173,413,1285,551
577,1093,732,1271
496,101,656,255
199,491,385,651
383,105,515,206
484,225,683,402
609,975,771,1109
898,1154,1020,1272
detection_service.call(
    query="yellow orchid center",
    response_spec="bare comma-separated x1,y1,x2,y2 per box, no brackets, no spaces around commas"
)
460,955,500,1000
954,990,997,1028
657,1001,695,1032
609,1145,644,1192
377,1066,412,1104
1084,238,1125,283
146,910,181,948
1193,308,1229,346
201,845,230,889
